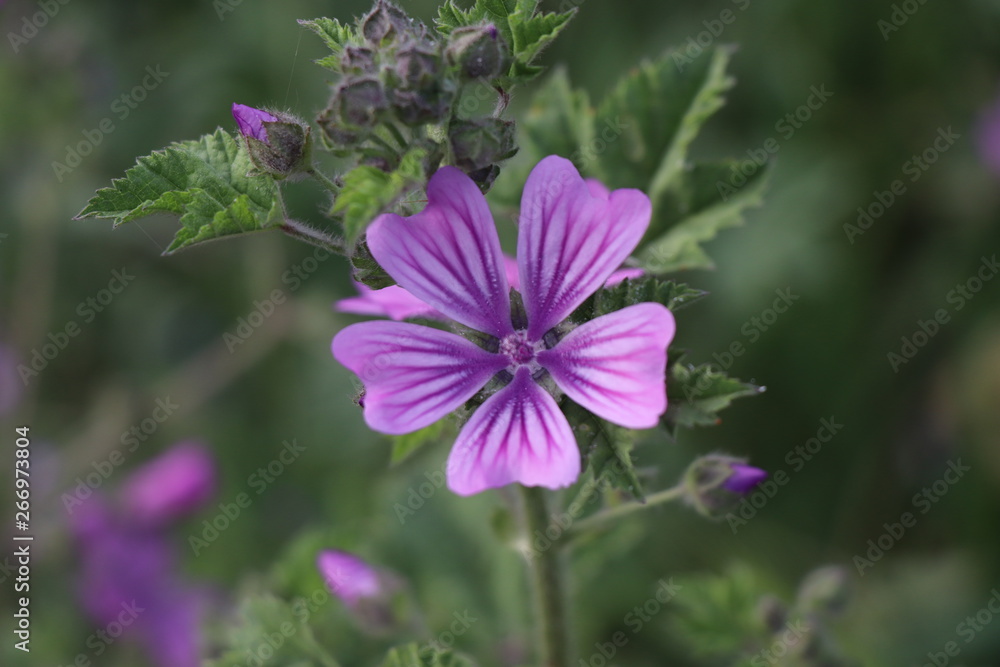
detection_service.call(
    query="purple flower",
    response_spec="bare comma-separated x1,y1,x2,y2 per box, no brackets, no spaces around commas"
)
332,156,675,495
337,282,445,321
317,549,384,606
119,441,215,527
72,498,204,667
722,463,768,494
978,92,1000,175
337,254,642,322
232,103,278,144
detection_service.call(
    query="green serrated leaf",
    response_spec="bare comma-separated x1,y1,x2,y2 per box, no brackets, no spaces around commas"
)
569,276,706,325
664,362,763,433
333,149,427,246
594,46,734,193
390,419,449,465
382,643,479,667
76,128,282,255
435,0,572,84
507,3,574,81
639,161,770,272
566,401,644,500
299,17,358,70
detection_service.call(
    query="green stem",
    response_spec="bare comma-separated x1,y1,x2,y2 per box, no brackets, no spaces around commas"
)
521,486,572,667
560,483,686,545
308,166,341,196
280,219,345,255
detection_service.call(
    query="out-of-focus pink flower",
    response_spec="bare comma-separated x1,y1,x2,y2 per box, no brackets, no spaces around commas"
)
72,497,205,667
317,549,384,606
119,441,215,527
69,441,217,667
978,93,1000,175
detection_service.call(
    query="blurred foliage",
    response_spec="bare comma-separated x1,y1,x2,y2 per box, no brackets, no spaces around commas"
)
3,0,1000,665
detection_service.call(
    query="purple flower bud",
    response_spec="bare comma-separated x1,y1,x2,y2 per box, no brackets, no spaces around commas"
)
232,103,278,144
683,455,767,518
317,549,383,606
120,441,215,527
232,104,313,178
446,23,509,80
722,462,768,494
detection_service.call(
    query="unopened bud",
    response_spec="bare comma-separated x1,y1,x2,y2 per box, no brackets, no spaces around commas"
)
317,549,412,636
446,24,509,80
362,0,411,45
232,103,312,178
341,45,378,74
682,455,768,519
448,117,517,172
335,77,388,127
387,46,452,126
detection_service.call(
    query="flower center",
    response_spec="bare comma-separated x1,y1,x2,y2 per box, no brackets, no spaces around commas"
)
499,331,539,369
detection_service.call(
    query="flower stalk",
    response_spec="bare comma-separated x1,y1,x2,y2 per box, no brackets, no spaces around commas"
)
521,485,572,667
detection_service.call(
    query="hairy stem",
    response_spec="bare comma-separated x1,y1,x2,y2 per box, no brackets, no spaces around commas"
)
521,485,572,667
560,484,686,545
308,167,341,196
279,219,345,254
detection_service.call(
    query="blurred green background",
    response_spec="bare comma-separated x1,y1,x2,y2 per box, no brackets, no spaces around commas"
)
2,0,1000,665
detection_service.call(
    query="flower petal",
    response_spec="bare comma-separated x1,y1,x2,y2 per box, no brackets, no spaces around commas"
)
367,167,513,338
517,156,652,339
231,103,277,143
537,303,675,429
336,283,442,321
606,268,644,286
332,321,506,434
446,367,580,495
119,441,215,527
